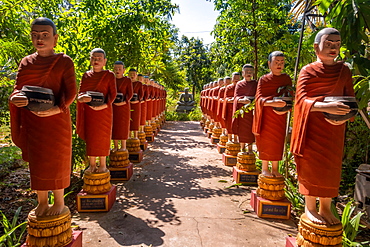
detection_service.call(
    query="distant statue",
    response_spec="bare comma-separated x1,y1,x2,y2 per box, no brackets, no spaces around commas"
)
176,88,196,113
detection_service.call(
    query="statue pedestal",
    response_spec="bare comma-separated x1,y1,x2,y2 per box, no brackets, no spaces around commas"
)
23,231,82,247
109,163,133,181
232,167,260,185
250,190,291,220
222,153,237,167
76,185,117,213
216,144,226,154
210,137,220,145
207,131,212,138
296,213,343,247
257,174,285,201
146,134,154,142
109,150,130,168
82,171,112,195
236,152,257,171
285,237,298,247
140,141,148,151
25,206,73,247
129,150,143,163
203,127,209,134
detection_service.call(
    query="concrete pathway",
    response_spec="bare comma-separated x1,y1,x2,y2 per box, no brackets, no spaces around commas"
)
72,121,297,247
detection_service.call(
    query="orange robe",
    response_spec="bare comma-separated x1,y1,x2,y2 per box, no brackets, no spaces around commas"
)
77,70,117,156
112,76,133,140
222,84,236,133
205,88,212,116
211,86,220,122
217,86,226,128
252,73,292,160
10,53,76,190
291,62,355,198
130,81,143,131
146,85,154,121
140,84,148,126
232,79,257,143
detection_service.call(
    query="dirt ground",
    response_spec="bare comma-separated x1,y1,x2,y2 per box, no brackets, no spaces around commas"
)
72,121,297,247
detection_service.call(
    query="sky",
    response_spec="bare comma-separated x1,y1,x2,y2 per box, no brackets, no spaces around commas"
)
170,0,219,45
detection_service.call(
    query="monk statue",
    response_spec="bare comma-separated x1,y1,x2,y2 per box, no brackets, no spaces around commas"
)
111,61,133,152
176,87,196,113
252,51,292,178
291,28,354,225
128,68,143,139
232,64,258,153
223,72,240,143
77,48,117,173
9,17,77,216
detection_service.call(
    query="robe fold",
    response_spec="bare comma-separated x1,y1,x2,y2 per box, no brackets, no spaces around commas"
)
205,88,211,116
112,76,133,140
140,84,148,126
291,62,354,198
211,87,220,121
222,84,236,133
217,86,226,128
232,80,257,143
130,81,143,130
10,53,76,190
77,70,116,156
252,73,292,161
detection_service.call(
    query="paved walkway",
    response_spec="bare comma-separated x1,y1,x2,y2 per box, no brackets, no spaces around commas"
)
72,121,297,247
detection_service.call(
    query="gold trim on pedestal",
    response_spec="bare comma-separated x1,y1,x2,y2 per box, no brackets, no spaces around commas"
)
127,138,141,152
225,142,241,156
26,206,72,247
236,152,256,171
109,150,130,168
219,134,228,146
257,175,285,201
83,170,112,194
297,213,343,247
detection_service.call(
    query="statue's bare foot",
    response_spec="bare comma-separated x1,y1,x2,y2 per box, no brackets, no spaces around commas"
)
271,171,283,178
86,166,96,173
261,170,274,178
35,204,50,216
306,208,326,225
118,148,127,152
320,209,340,225
47,203,65,216
96,166,108,173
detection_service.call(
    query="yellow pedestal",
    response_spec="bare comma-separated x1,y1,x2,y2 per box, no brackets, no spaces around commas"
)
82,170,112,195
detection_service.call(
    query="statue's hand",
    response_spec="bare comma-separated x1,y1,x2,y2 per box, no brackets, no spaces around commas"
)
321,101,350,115
130,100,140,104
10,93,28,107
90,103,108,111
238,97,250,104
227,98,234,103
265,99,286,107
273,109,288,115
32,105,61,117
78,94,92,103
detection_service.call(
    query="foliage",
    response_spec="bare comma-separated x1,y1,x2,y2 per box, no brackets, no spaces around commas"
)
285,176,305,215
233,101,255,118
341,201,367,247
211,0,303,78
341,116,370,195
0,207,27,247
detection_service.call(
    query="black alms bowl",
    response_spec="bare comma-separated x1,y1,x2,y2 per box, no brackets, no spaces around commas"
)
130,93,139,102
273,97,293,112
21,85,55,112
114,93,126,103
323,96,358,121
86,91,105,107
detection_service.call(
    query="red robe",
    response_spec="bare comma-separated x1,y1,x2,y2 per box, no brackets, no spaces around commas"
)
217,86,226,128
146,85,154,121
211,86,220,122
112,76,133,140
252,73,292,161
232,79,257,143
222,84,236,133
77,70,117,156
10,53,76,190
140,84,148,126
152,87,158,118
291,62,355,197
200,90,204,113
205,88,211,116
130,81,143,130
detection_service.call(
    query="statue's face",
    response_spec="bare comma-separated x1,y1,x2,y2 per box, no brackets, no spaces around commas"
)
128,71,137,81
232,74,240,83
90,52,107,72
31,25,58,53
242,68,254,80
268,56,285,76
225,79,231,85
137,76,143,82
113,64,125,78
315,34,341,63
218,80,224,87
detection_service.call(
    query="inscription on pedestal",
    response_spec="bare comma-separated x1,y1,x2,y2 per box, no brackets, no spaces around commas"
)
228,157,237,165
129,154,139,160
79,197,107,210
110,170,128,179
261,204,288,216
239,174,258,183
